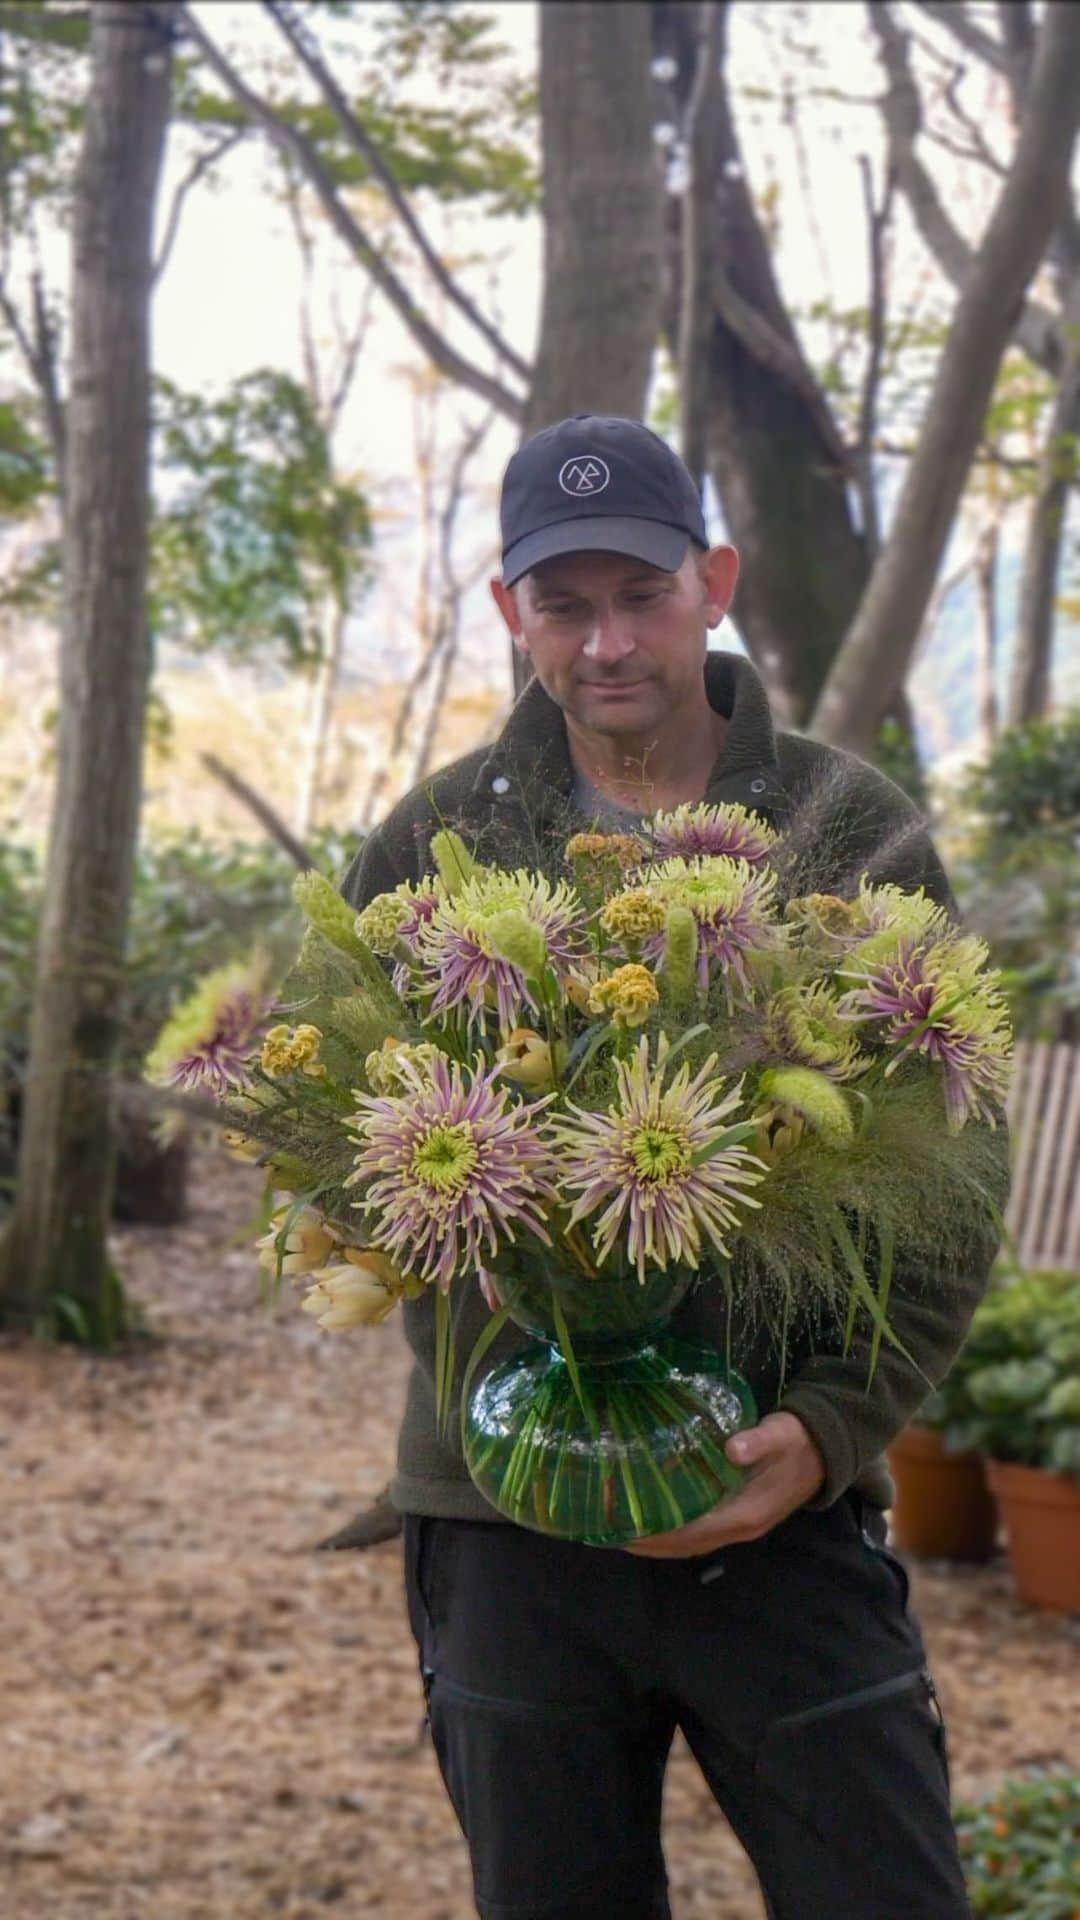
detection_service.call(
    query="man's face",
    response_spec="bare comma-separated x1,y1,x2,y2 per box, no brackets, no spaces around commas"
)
490,545,739,739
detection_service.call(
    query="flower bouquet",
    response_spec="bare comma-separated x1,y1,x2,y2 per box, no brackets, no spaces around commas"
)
146,803,1012,1545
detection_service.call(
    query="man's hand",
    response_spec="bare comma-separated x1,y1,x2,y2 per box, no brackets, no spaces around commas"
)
623,1411,826,1558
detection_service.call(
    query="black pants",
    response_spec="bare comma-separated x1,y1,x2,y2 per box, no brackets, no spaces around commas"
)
403,1495,971,1920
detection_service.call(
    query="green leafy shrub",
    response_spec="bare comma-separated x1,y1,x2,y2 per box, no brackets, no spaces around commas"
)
922,1269,1080,1477
955,1770,1080,1918
950,711,1080,1040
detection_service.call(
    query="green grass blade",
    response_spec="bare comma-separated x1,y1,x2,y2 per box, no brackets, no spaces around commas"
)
459,1303,513,1455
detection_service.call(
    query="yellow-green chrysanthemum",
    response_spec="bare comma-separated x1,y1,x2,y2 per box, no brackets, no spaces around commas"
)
762,982,865,1082
417,868,587,1032
547,1034,763,1282
835,931,1012,1132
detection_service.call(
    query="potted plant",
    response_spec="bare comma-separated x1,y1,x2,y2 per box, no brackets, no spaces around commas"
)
888,1354,999,1565
884,1267,1039,1562
944,1268,1080,1612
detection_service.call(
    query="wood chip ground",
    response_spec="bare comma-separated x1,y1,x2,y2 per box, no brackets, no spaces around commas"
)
2,1153,1077,1919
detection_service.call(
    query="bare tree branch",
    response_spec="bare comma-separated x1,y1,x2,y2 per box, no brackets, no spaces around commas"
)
855,154,893,560
678,0,724,488
709,255,853,472
973,515,1000,749
910,1,1008,74
152,127,245,285
200,752,315,869
813,0,1080,752
175,4,525,423
29,264,64,480
261,0,532,388
360,408,495,826
1008,281,1080,724
873,437,1038,473
938,66,1008,178
867,0,1061,376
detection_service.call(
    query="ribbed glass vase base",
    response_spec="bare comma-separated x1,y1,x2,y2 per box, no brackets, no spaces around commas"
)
463,1330,757,1546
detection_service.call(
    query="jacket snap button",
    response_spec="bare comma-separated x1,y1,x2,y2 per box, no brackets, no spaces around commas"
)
750,778,767,794
491,776,510,794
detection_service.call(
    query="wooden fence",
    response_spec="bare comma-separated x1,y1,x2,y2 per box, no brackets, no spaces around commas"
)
1005,1041,1080,1272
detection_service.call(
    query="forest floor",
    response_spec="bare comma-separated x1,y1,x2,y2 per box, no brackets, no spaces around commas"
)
2,1150,1078,1920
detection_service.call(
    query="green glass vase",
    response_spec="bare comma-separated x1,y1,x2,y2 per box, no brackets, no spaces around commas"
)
462,1251,757,1546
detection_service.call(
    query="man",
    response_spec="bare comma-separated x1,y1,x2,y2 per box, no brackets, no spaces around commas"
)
340,415,1006,1919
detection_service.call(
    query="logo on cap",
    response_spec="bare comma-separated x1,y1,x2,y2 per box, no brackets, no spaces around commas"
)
558,455,610,497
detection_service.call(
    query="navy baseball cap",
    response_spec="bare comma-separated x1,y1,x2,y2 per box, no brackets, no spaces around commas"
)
500,413,708,587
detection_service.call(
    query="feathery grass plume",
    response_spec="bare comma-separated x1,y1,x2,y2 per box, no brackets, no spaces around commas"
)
836,932,1013,1132
293,868,372,961
660,904,699,1006
289,869,410,1033
729,1068,1010,1363
418,868,587,1033
483,907,549,981
431,828,481,896
650,801,778,864
756,1065,855,1148
548,1033,764,1283
145,955,270,1096
345,1052,559,1291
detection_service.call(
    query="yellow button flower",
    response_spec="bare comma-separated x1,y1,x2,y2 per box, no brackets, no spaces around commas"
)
587,964,660,1028
261,1022,326,1078
600,888,667,945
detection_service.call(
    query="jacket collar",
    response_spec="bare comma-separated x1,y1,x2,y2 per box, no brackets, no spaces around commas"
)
470,651,789,823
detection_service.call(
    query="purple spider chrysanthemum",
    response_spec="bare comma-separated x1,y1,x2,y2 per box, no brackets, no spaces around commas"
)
637,855,779,1003
546,1034,764,1282
649,802,777,864
345,1053,558,1291
835,933,1012,1132
417,868,587,1033
145,961,269,1097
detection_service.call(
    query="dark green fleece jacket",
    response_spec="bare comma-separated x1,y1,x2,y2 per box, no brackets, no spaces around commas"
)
341,652,1009,1520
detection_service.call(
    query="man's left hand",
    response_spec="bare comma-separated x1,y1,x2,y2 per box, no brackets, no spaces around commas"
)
623,1411,826,1558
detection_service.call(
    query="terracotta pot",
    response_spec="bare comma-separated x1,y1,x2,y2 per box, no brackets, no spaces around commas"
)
985,1458,1080,1613
887,1424,997,1562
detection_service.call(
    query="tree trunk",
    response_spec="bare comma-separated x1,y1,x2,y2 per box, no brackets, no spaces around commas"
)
811,0,1080,755
522,2,663,440
512,2,664,693
653,1,871,728
973,518,1000,753
0,2,176,1338
1007,286,1080,724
